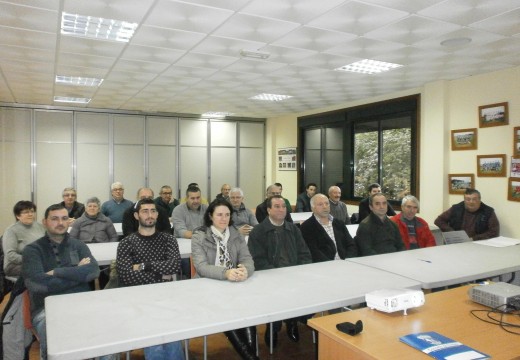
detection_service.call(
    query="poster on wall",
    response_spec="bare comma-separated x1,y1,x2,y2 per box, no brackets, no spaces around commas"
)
277,147,297,171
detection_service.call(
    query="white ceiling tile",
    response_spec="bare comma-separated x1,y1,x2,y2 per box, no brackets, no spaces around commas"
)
191,36,267,57
122,45,186,63
361,0,446,13
213,13,300,43
414,28,506,52
0,59,54,74
132,26,207,51
55,65,107,79
0,2,58,33
365,15,461,45
173,52,238,69
57,52,116,69
223,59,287,75
0,45,55,63
113,59,170,74
471,8,520,36
325,37,406,59
161,65,217,79
240,0,346,24
273,26,357,52
59,36,126,57
143,0,233,33
0,26,56,50
63,0,155,23
291,53,358,70
308,1,408,36
418,0,520,26
1,0,60,11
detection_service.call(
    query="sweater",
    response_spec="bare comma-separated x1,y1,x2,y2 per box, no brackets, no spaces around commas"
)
2,221,46,277
101,198,133,223
355,213,405,256
69,212,119,243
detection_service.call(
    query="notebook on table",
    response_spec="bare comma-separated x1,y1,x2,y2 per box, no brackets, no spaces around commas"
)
442,230,471,245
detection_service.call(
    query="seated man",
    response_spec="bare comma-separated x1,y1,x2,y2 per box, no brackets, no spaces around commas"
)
180,183,209,204
357,183,396,223
248,195,312,347
300,193,357,262
117,199,184,359
215,183,231,201
255,184,293,224
122,187,171,237
101,181,133,223
172,185,208,278
356,193,405,256
391,195,436,250
274,182,292,214
434,188,499,240
328,185,351,224
295,183,317,212
59,187,85,224
154,185,180,218
229,187,258,236
22,204,100,359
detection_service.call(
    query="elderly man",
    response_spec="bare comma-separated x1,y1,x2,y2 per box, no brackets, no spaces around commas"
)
300,193,357,262
154,185,179,217
229,187,258,236
255,184,293,224
357,183,396,223
248,195,312,347
22,204,100,359
434,188,499,240
101,181,133,223
59,187,84,223
295,183,317,212
391,195,436,250
117,198,184,359
215,183,231,201
122,187,172,237
328,186,351,224
356,193,405,256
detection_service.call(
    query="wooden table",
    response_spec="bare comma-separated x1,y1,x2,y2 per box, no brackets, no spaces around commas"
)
308,285,520,359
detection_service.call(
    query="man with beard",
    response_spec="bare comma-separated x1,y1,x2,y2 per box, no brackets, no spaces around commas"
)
116,198,184,359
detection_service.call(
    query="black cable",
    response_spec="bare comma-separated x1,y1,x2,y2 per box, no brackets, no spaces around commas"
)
470,304,520,335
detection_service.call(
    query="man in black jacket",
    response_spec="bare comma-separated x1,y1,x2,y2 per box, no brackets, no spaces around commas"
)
300,193,357,262
434,188,499,240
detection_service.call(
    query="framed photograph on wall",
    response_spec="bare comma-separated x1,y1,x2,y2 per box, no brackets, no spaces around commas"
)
514,127,520,157
448,173,475,194
507,178,520,202
479,102,508,128
511,157,520,177
477,154,506,177
277,147,297,171
451,128,477,150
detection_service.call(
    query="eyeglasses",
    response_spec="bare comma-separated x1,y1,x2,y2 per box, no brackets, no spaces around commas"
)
112,188,124,191
63,193,76,197
20,209,35,215
161,192,172,195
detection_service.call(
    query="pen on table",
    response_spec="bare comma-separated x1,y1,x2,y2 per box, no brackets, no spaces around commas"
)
418,259,432,263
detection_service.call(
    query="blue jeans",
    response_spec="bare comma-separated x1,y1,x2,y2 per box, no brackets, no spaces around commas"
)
143,341,184,360
32,309,47,360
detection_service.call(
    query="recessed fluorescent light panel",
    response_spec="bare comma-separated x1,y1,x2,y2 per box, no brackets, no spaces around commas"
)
335,59,403,74
202,112,234,118
53,96,91,104
250,93,293,101
61,12,138,42
55,75,104,87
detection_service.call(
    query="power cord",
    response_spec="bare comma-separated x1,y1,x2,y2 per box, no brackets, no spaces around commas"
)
470,304,520,335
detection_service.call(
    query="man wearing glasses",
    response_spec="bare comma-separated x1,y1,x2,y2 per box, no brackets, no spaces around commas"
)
154,185,179,218
101,181,133,223
59,187,85,224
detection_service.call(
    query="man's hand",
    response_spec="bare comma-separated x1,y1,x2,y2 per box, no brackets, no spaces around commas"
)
78,257,91,266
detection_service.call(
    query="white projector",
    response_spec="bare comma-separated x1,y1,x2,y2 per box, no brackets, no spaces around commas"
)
365,288,425,315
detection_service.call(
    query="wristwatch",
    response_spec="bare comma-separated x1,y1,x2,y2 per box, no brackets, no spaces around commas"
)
138,263,146,271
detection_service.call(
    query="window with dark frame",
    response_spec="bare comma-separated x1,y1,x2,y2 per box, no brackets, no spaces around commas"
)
297,95,419,206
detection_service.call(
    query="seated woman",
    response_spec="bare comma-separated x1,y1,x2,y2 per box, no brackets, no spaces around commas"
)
70,197,118,288
2,201,45,278
192,199,258,360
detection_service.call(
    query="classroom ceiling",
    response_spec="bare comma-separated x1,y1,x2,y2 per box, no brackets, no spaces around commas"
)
0,0,519,119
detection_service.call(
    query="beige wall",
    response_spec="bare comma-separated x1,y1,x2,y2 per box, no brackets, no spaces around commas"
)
266,65,520,239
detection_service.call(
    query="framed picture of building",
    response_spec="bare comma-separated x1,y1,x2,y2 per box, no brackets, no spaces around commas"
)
479,102,508,128
477,154,506,177
448,173,475,194
451,128,477,150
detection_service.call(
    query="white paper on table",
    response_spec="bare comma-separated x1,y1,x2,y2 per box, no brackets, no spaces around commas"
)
474,236,520,247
